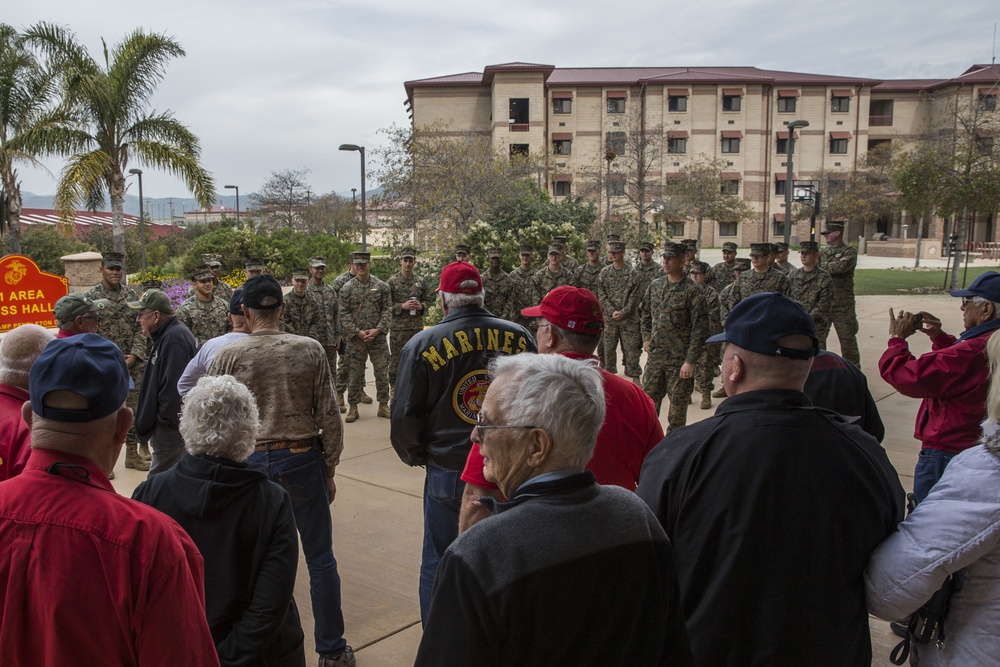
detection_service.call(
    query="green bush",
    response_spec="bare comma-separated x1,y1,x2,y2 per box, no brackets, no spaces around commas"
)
20,226,88,275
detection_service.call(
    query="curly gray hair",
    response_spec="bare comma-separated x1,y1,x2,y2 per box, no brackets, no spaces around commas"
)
179,375,260,460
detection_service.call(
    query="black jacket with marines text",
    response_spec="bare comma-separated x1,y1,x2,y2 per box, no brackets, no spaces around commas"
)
390,304,535,470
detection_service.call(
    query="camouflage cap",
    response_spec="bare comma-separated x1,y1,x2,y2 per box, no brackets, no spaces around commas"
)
734,258,752,271
455,244,471,255
774,242,790,251
661,242,687,258
400,247,418,259
101,252,125,269
142,278,162,290
128,289,174,315
768,243,781,254
609,241,626,253
547,244,564,256
799,241,820,253
353,252,371,265
749,243,772,256
820,222,845,235
308,256,327,268
638,241,654,252
487,247,503,259
605,233,622,243
682,239,698,251
191,264,213,281
689,261,711,274
518,244,534,255
245,257,265,271
54,293,111,325
585,239,601,251
552,235,569,245
201,253,223,267
292,267,310,280
722,242,738,252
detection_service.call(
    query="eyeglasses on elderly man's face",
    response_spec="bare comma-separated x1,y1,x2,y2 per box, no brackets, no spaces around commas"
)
474,410,538,441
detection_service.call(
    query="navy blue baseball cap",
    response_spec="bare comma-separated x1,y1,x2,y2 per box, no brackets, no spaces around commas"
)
30,334,130,423
229,288,245,316
706,292,818,360
950,271,1000,302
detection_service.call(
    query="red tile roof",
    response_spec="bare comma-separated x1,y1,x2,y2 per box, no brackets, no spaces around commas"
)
18,208,178,239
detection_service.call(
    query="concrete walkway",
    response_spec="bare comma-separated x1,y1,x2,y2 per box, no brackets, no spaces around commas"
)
108,286,991,666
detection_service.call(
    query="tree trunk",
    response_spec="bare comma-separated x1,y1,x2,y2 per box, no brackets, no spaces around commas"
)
695,216,703,260
3,182,22,254
949,210,965,291
109,170,127,256
914,215,924,269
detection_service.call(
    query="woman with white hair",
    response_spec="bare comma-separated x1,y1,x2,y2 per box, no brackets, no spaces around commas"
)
865,329,1000,665
133,374,305,667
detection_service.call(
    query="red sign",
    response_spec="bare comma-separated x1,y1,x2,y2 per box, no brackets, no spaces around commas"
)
0,255,69,332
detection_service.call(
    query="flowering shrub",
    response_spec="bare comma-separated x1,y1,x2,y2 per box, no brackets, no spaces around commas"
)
161,279,192,311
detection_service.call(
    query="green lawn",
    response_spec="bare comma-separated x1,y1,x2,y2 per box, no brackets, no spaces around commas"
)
855,266,995,295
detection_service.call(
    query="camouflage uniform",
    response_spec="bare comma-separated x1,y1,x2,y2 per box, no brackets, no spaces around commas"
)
86,280,148,447
175,295,232,348
634,261,662,310
574,261,605,366
482,269,516,320
386,271,431,389
509,266,538,330
729,268,790,307
533,266,575,300
597,264,642,378
788,266,833,338
306,279,339,376
338,276,392,406
710,261,739,290
331,269,357,394
281,290,323,339
184,279,233,303
719,283,737,325
774,260,797,275
641,276,708,432
694,284,723,395
819,243,860,367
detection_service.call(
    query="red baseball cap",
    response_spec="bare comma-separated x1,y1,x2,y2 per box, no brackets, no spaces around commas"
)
522,285,604,335
438,261,483,294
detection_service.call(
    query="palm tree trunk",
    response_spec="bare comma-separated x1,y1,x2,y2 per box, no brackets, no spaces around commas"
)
2,178,22,254
109,171,126,256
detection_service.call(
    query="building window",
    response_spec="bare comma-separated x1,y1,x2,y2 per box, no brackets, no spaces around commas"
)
553,98,572,114
721,180,739,196
776,137,789,154
773,218,787,236
667,138,687,154
721,137,741,153
722,95,742,112
668,95,687,112
509,98,529,131
777,97,796,113
607,97,626,114
609,177,626,197
510,144,529,158
663,222,685,237
830,138,849,154
719,221,738,237
606,131,626,156
869,99,894,126
831,95,850,113
553,139,572,155
775,179,787,196
981,94,998,112
554,181,571,197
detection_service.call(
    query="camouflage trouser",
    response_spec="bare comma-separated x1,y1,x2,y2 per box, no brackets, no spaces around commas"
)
125,360,145,446
347,334,390,405
818,303,860,368
512,314,537,339
643,357,693,432
595,332,606,368
336,339,351,394
603,321,642,378
322,344,338,390
695,346,721,394
389,329,421,389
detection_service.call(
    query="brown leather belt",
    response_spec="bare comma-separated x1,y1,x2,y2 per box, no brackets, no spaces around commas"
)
254,439,314,452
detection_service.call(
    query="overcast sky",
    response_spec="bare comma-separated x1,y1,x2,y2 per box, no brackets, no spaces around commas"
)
8,0,999,200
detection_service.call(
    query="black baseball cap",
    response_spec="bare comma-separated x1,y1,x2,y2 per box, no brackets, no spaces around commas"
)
242,275,283,310
706,292,818,360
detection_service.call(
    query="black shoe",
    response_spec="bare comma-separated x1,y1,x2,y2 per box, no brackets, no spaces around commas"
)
890,621,909,638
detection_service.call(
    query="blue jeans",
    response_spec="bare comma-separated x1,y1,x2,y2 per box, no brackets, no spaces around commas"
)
420,464,465,624
249,447,346,657
148,425,184,476
913,448,957,505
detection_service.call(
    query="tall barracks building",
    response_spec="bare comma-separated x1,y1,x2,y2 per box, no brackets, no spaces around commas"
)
404,62,1000,253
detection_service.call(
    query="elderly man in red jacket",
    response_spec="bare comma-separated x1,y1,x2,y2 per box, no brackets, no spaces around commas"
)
880,270,1000,503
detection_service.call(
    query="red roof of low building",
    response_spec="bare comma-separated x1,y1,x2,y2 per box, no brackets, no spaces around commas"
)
17,208,179,239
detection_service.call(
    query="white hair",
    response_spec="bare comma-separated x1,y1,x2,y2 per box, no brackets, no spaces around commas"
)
440,290,485,309
179,375,260,460
488,353,605,467
969,296,1000,321
0,325,55,388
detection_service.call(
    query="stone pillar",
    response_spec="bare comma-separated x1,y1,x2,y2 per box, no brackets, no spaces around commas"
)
60,251,103,293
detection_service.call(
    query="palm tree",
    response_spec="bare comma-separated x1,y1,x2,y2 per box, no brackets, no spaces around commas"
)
0,23,81,253
29,23,214,256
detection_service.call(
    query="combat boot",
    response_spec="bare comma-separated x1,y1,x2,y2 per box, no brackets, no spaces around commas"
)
712,386,728,398
345,404,359,423
377,402,390,419
137,441,152,461
125,442,150,471
360,391,373,404
700,392,713,410
338,393,347,414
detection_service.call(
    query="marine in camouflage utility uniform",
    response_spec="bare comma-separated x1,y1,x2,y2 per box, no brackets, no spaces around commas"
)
338,260,392,408
574,242,606,366
597,258,642,379
641,249,708,432
386,260,431,390
482,249,516,321
729,247,790,308
306,260,341,397
282,288,323,339
688,265,722,398
788,262,833,340
509,263,538,331
331,265,358,395
533,265,574,300
175,295,231,348
818,230,860,367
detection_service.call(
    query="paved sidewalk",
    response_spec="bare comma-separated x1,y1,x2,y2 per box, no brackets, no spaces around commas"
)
108,291,981,666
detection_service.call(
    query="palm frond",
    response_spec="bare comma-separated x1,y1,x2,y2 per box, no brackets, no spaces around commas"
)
131,139,215,209
55,150,112,215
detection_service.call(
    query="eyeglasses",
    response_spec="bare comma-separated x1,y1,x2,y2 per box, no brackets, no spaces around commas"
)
475,411,538,436
962,297,979,307
80,315,101,322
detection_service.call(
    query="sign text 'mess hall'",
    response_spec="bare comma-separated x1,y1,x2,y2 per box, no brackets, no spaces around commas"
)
0,256,68,332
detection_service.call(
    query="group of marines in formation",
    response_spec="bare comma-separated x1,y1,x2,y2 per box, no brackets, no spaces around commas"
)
88,222,859,455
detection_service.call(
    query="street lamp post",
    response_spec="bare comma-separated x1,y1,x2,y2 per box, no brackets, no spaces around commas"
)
339,144,367,252
224,184,240,225
783,119,810,246
127,168,147,270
